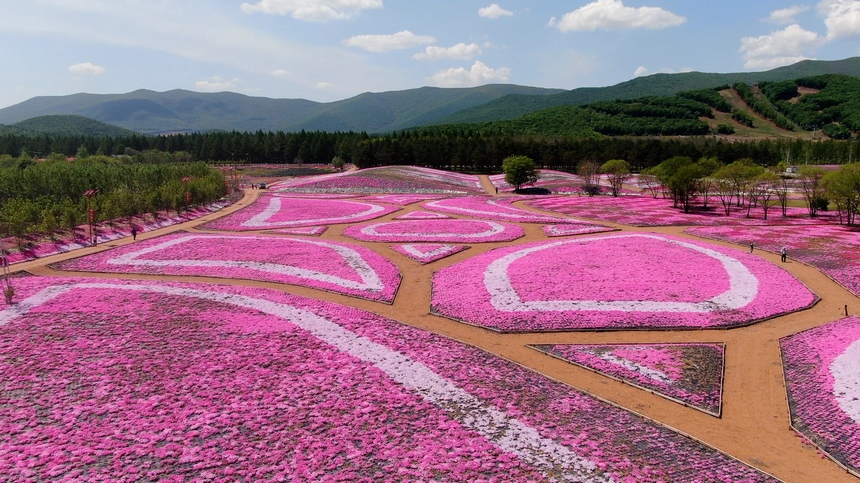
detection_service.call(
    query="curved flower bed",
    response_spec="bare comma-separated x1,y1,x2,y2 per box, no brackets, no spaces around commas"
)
423,196,569,223
51,233,400,303
531,343,725,416
390,244,468,264
0,276,777,482
527,195,840,227
344,219,524,243
432,233,816,332
263,226,328,236
780,316,860,475
272,166,483,194
201,195,400,230
687,224,860,298
543,223,618,237
394,210,451,220
361,194,451,205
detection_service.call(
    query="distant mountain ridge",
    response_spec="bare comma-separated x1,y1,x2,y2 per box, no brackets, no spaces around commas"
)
0,57,858,135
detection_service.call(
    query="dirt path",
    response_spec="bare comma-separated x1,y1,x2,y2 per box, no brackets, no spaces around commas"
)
12,188,860,482
478,174,499,195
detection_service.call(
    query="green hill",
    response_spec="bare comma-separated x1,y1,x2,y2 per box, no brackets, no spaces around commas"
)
4,115,140,137
436,57,860,125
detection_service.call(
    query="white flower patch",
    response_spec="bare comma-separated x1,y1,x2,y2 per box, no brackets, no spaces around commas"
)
831,339,860,423
243,197,388,227
360,220,507,240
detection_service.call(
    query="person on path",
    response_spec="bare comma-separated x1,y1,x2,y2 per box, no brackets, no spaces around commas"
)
749,243,754,253
781,246,787,263
131,227,138,240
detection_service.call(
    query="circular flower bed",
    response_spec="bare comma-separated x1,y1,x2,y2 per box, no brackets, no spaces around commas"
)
51,233,400,303
201,195,399,230
0,276,776,482
432,233,816,332
780,316,860,474
344,219,524,243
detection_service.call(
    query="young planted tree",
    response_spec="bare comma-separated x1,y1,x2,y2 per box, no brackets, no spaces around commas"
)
797,165,828,217
576,160,601,196
502,155,539,192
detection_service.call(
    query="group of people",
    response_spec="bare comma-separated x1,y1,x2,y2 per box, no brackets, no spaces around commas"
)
749,243,789,263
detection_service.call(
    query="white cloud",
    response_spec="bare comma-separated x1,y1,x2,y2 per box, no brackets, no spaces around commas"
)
765,6,809,24
195,76,241,91
315,82,332,89
740,24,822,69
552,0,686,32
68,62,105,75
819,0,860,40
271,69,291,78
634,66,648,77
343,30,436,52
478,4,513,19
429,60,510,87
240,0,382,21
413,43,482,61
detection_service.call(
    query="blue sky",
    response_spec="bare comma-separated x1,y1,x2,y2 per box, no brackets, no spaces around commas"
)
1,0,859,109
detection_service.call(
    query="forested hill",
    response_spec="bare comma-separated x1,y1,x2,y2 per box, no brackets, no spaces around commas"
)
434,57,860,125
0,115,138,137
419,74,860,141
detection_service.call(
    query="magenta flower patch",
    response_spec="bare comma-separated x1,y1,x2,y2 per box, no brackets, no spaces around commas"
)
532,343,725,416
542,223,618,237
201,195,400,231
433,233,816,332
390,244,469,264
361,194,452,205
344,219,524,243
781,316,860,474
394,210,451,220
423,196,569,223
0,276,777,482
272,166,483,194
51,233,400,302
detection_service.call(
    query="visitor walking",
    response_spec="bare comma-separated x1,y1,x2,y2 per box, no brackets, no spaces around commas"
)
749,243,754,253
780,246,787,263
131,227,138,240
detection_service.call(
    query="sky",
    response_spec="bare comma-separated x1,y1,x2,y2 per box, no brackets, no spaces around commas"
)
1,0,859,110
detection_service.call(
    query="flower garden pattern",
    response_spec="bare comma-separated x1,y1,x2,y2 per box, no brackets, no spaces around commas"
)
51,233,400,303
389,244,469,264
272,166,483,194
344,219,524,243
263,226,328,236
527,195,840,227
201,195,400,231
0,276,778,482
542,223,618,237
531,343,725,416
780,316,860,475
423,196,569,223
394,210,451,220
687,224,860,298
432,233,816,332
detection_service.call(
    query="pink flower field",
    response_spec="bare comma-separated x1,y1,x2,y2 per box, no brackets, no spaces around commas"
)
432,233,816,332
344,219,524,243
389,244,469,264
263,226,328,236
780,317,860,475
531,343,725,416
271,166,483,194
527,195,841,227
423,196,569,223
542,223,618,237
201,195,400,231
51,233,401,303
394,210,451,220
0,276,778,482
686,224,860,298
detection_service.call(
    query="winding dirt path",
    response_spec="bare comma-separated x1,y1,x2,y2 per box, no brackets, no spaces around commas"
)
12,187,860,482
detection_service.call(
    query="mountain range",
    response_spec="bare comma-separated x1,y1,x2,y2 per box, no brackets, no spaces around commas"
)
1,57,859,135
